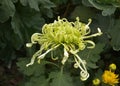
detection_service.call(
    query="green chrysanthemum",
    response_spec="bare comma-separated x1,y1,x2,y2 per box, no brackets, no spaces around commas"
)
26,17,102,81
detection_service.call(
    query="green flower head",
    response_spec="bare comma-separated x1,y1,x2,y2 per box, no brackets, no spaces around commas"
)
26,16,102,81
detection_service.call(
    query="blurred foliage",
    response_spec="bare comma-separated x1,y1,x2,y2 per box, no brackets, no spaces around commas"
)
0,0,120,86
82,0,120,16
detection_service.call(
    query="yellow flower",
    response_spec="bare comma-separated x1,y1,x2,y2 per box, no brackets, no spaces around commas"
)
102,70,119,86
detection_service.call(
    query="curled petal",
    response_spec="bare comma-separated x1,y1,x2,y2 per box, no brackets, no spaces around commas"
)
85,40,95,49
31,33,42,44
73,53,89,80
51,57,58,60
82,28,102,39
26,56,36,67
74,63,79,68
51,51,58,60
61,48,69,65
74,57,85,72
26,43,33,47
85,28,91,35
37,59,41,64
38,45,60,59
71,51,87,72
37,52,47,59
80,71,89,81
87,19,92,26
85,19,92,29
26,45,59,67
97,28,102,35
26,48,43,67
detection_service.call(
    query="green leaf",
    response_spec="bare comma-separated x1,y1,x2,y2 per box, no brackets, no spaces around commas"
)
11,5,45,41
39,0,55,18
79,43,104,59
90,43,105,54
12,0,18,3
109,19,120,51
102,7,116,16
72,77,85,86
11,13,24,41
20,0,40,11
95,69,103,80
40,0,56,9
28,0,40,11
4,23,23,49
25,76,49,86
20,0,55,12
82,0,93,7
72,0,82,5
17,58,45,76
78,43,105,69
0,22,22,63
91,14,114,44
88,0,116,16
0,0,15,22
49,68,73,86
51,0,68,5
87,61,98,68
19,0,28,6
70,5,96,22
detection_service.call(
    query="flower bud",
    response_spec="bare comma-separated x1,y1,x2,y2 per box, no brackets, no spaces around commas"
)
109,63,116,71
92,78,100,86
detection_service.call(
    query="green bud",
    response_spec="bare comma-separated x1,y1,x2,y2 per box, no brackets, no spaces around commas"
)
109,63,116,71
92,78,100,86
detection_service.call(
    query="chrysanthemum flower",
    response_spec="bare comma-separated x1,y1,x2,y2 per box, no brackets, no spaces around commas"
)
102,70,119,86
26,16,102,81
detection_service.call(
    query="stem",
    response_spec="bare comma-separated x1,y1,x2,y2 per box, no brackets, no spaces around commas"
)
61,65,64,74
